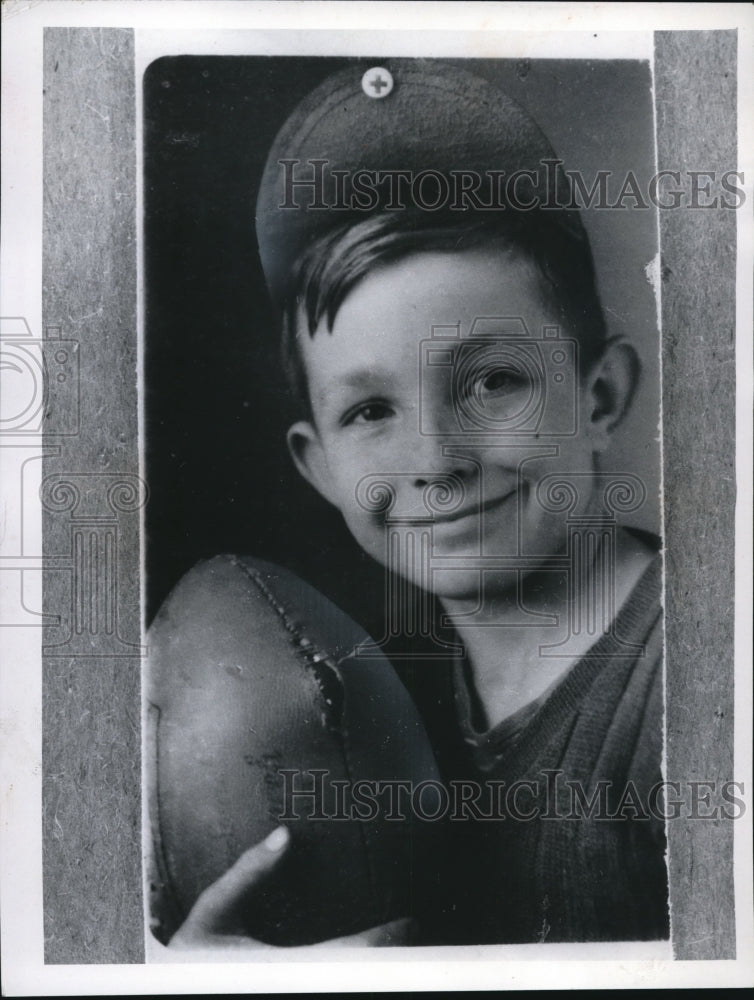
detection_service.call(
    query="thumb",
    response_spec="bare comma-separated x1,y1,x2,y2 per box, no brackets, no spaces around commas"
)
185,826,290,934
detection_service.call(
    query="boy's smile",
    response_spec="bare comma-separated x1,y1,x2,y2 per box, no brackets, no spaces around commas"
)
288,248,630,602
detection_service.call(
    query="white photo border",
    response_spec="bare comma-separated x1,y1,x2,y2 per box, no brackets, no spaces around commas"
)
1,1,752,994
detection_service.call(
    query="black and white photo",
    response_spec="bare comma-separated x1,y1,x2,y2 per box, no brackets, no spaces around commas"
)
1,2,752,994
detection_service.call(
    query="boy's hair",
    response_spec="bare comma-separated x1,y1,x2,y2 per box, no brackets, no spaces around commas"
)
280,210,608,418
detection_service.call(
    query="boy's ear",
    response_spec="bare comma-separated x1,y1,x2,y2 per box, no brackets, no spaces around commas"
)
584,339,641,451
286,421,342,509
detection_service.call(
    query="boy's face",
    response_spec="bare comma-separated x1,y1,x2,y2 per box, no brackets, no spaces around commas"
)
288,247,633,601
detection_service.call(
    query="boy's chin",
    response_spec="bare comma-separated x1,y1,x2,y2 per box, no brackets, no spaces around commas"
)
422,567,523,605
415,557,567,609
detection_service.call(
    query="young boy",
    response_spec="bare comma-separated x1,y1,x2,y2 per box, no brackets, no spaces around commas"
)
151,61,668,950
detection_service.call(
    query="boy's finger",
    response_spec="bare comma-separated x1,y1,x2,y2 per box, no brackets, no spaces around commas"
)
186,826,290,932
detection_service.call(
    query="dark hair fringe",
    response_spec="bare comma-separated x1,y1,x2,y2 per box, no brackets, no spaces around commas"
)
281,210,607,417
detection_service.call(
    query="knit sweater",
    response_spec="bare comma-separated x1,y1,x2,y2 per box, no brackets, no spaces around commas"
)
393,551,669,945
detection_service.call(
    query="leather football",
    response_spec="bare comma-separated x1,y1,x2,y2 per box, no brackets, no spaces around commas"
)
146,555,442,945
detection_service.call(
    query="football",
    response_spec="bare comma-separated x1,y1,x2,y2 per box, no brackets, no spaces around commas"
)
146,555,442,946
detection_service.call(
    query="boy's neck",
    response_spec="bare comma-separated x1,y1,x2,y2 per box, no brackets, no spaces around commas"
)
440,526,657,730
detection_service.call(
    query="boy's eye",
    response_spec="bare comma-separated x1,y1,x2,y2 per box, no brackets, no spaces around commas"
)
342,400,394,426
476,366,527,395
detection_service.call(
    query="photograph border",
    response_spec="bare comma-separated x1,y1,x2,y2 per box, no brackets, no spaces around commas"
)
1,2,753,993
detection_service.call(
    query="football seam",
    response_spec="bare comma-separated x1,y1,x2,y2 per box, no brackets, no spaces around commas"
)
227,554,382,923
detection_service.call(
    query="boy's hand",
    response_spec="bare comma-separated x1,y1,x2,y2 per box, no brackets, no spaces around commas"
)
167,826,413,952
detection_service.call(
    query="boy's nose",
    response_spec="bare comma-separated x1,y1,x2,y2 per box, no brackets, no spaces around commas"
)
412,464,468,490
402,443,478,523
409,435,477,488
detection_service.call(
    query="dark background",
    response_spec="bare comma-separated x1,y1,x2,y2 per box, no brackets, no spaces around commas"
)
144,55,660,626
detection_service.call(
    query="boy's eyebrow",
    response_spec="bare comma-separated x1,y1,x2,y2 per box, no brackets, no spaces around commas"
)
322,368,395,392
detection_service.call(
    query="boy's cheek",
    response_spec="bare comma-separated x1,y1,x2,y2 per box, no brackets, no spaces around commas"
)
341,511,390,565
324,448,402,510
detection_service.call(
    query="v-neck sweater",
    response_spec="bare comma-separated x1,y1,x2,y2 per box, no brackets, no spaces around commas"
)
395,553,669,944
